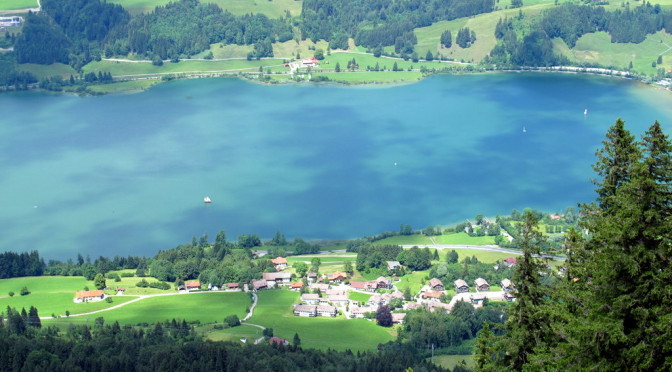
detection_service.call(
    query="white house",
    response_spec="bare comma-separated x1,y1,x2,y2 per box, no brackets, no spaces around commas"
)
293,304,317,317
74,290,105,303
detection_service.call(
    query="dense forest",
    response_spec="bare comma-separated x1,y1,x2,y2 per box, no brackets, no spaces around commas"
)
0,309,451,372
474,120,672,371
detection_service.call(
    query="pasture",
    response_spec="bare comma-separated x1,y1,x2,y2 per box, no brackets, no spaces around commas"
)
82,59,286,78
205,323,264,342
248,290,394,351
433,232,497,245
0,276,132,317
0,0,36,11
43,291,250,325
85,79,160,94
108,0,303,17
16,63,77,79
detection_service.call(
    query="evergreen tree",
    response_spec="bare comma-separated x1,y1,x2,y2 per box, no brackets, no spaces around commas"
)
440,30,452,48
293,332,301,346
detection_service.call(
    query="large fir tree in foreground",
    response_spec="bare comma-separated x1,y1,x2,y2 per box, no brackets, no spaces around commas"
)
477,119,672,371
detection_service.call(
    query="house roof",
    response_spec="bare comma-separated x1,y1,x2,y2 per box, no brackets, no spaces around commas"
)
75,290,104,298
350,281,377,290
391,313,407,323
263,272,291,281
328,294,348,302
117,287,125,291
293,304,317,313
350,306,375,314
500,279,513,288
317,305,337,313
271,257,288,265
429,278,444,287
474,278,489,287
326,271,348,281
307,272,317,278
454,279,469,288
504,257,517,263
325,289,345,296
301,293,320,301
185,280,201,288
227,282,240,288
251,279,267,289
309,283,330,291
387,261,402,270
470,294,487,300
269,337,287,345
422,291,443,299
290,282,304,289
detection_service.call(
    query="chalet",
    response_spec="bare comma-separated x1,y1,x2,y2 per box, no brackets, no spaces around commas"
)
454,279,470,293
328,294,349,306
301,56,319,67
227,283,240,290
350,281,377,292
185,280,201,291
500,279,514,292
293,304,317,317
316,305,338,317
474,278,490,291
290,282,304,291
382,291,404,303
309,283,330,291
503,257,517,267
326,271,348,283
387,261,402,272
251,279,268,291
116,287,126,295
350,306,375,318
301,293,320,305
262,272,291,286
271,257,288,271
368,295,382,306
391,313,407,324
470,293,487,305
325,289,346,296
375,276,392,289
504,292,516,302
421,291,443,302
426,301,451,313
429,278,444,291
74,290,105,303
307,272,318,282
269,337,289,346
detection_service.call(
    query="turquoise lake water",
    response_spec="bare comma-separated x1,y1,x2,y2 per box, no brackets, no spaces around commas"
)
1,73,672,259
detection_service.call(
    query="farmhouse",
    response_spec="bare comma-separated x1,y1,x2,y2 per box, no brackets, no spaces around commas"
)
251,279,268,290
74,290,105,303
325,289,345,296
474,278,490,291
326,271,348,283
386,261,402,271
269,337,289,346
328,294,349,306
421,291,443,302
350,281,377,292
185,280,201,291
504,292,517,302
470,293,487,305
500,279,514,292
116,287,125,295
301,293,320,305
503,257,517,267
262,272,291,286
391,313,407,324
227,282,240,290
302,56,319,67
290,282,304,291
317,305,338,317
307,272,318,282
350,306,376,318
309,283,330,291
294,304,317,317
271,257,288,270
375,276,392,289
454,279,470,293
429,278,444,291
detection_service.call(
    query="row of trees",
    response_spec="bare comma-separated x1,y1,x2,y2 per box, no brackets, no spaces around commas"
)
475,119,672,370
0,251,45,279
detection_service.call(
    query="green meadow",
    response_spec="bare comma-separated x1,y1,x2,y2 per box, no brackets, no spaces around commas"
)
82,59,286,77
348,291,373,305
205,324,264,342
372,235,433,246
85,79,160,94
0,0,36,11
0,276,132,317
433,232,497,245
44,292,250,325
393,270,430,294
431,354,475,370
109,0,303,17
248,290,394,351
437,248,516,264
16,63,77,79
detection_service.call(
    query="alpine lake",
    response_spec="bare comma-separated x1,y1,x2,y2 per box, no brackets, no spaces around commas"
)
2,73,672,259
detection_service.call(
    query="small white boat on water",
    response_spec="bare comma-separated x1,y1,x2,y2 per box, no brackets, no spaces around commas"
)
584,109,588,115
204,196,212,203
523,126,527,133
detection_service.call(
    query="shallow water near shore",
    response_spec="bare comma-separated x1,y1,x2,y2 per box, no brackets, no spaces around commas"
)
1,73,671,259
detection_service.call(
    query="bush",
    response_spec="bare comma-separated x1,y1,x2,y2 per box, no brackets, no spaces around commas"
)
224,314,241,327
8,291,14,297
105,297,113,303
120,272,134,277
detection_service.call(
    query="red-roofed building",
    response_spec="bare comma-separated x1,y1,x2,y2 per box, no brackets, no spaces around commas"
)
185,281,201,291
326,271,348,283
503,257,517,267
269,337,289,346
350,281,378,292
290,282,304,290
302,57,319,67
74,290,105,303
271,257,288,270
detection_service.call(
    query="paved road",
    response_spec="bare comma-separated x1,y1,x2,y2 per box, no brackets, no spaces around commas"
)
400,244,565,261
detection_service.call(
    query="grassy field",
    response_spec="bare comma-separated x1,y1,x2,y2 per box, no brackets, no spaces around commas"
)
372,235,433,246
431,355,475,370
311,71,425,84
249,290,394,351
413,3,554,63
82,58,286,77
205,324,264,342
394,270,430,294
0,276,133,317
109,0,303,17
44,292,250,325
0,0,36,11
85,79,160,94
433,232,497,245
349,291,373,305
558,30,672,75
16,63,77,79
438,248,516,264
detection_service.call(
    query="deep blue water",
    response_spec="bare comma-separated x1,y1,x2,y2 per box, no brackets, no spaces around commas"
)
1,73,671,259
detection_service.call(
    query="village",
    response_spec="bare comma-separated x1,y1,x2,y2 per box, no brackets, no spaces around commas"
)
71,255,518,326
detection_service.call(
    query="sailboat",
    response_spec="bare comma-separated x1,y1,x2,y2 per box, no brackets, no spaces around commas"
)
204,196,212,203
522,126,527,133
584,109,588,115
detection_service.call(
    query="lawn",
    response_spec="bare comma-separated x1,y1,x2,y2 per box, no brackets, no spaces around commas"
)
560,30,672,75
433,232,496,245
108,0,303,17
0,0,36,10
431,355,475,370
85,79,160,94
348,291,373,305
205,324,264,342
82,59,286,77
16,63,77,79
372,235,433,246
249,290,394,351
43,292,251,325
438,248,516,264
393,270,430,294
0,276,132,317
